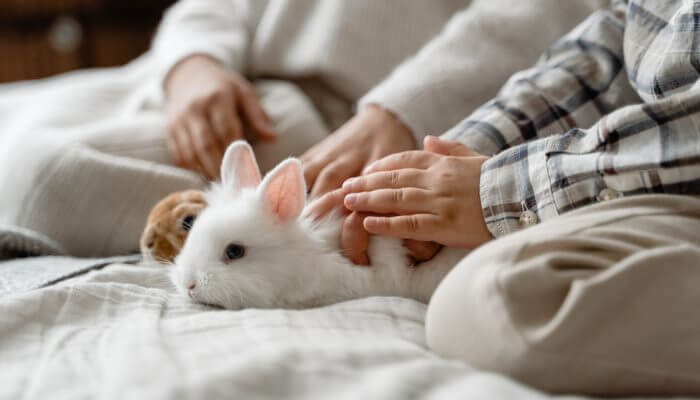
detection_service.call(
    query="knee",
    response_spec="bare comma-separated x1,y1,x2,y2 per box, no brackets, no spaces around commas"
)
426,245,528,375
425,237,574,392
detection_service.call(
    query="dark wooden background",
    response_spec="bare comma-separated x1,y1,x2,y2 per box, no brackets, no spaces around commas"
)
0,0,177,83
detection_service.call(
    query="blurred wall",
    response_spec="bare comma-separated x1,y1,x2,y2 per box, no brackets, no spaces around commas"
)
0,0,176,83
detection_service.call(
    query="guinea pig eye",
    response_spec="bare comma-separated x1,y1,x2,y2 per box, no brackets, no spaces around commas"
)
224,243,246,261
181,215,196,231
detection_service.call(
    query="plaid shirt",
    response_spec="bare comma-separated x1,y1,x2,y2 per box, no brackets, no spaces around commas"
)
443,0,700,237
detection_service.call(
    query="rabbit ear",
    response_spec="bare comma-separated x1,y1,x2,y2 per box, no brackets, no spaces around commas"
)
258,158,307,223
221,141,261,191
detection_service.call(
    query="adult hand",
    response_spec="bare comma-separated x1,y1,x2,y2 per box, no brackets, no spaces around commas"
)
301,104,416,198
342,137,493,249
165,55,277,179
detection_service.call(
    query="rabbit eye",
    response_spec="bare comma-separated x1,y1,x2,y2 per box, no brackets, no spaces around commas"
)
181,215,196,231
224,243,246,261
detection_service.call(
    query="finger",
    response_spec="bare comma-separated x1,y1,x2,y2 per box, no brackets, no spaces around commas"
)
166,124,183,167
210,97,244,144
363,214,440,242
303,188,348,220
424,136,479,157
311,158,360,198
403,239,442,264
187,117,219,179
238,88,277,141
363,151,440,174
227,111,245,143
174,125,197,171
187,117,223,179
341,212,371,266
342,169,426,193
302,158,325,191
344,188,434,215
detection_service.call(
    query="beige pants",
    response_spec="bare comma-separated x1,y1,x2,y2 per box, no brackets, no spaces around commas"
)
0,79,330,257
426,194,700,396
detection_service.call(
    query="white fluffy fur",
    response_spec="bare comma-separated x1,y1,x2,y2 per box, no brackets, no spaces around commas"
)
173,142,469,309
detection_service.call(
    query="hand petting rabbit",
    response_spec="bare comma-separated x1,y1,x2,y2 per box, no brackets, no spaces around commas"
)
170,141,469,309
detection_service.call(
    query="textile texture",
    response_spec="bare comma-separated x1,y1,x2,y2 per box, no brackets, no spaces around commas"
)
444,0,700,236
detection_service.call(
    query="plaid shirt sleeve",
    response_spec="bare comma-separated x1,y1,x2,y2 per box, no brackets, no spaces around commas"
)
442,6,635,156
442,2,700,237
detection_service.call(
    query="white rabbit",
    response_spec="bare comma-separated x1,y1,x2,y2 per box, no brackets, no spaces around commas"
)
173,141,469,309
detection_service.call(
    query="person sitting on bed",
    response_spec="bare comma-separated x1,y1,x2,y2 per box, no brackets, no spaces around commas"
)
312,0,700,395
0,0,600,258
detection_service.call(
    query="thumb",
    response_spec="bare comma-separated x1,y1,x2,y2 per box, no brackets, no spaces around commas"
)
423,136,478,157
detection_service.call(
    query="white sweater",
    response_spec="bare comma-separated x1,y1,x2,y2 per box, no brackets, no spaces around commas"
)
152,0,606,141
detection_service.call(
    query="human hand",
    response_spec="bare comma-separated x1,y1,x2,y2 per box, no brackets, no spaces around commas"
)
383,136,487,262
342,137,493,249
165,55,277,179
304,137,487,265
304,189,440,265
300,104,415,198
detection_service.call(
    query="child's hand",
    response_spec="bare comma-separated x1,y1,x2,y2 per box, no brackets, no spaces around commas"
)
342,137,493,249
304,189,442,266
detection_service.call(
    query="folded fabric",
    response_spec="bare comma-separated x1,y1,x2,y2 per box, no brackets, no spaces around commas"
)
0,254,140,297
0,224,67,260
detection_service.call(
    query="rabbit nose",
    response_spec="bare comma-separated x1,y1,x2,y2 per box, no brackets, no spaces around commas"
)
187,283,196,298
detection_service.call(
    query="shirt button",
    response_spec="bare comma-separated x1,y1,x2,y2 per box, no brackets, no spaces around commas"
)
597,188,623,202
519,210,538,227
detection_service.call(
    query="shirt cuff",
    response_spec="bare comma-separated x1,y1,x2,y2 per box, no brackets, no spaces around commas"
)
478,141,559,237
150,43,245,106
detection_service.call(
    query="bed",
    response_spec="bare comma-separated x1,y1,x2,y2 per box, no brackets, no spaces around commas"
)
0,47,693,400
0,253,693,400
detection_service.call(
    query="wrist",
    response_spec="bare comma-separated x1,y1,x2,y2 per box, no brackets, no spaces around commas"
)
165,54,220,100
363,103,417,149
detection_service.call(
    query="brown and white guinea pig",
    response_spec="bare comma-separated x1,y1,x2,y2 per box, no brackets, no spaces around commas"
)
140,190,207,263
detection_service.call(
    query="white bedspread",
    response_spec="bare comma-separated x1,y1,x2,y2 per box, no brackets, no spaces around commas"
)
0,263,687,400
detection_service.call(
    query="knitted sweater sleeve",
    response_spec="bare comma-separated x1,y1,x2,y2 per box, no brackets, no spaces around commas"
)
358,0,608,144
150,0,267,99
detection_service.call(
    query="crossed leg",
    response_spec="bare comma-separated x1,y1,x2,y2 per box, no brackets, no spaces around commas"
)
426,194,700,396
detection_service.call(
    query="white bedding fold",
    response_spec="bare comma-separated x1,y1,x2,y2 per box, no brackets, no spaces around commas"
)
0,263,681,400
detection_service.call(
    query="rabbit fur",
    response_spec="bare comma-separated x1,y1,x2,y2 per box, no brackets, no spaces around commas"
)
141,190,207,263
173,141,468,309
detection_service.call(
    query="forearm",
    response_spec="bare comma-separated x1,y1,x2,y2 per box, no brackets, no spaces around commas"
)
442,7,638,156
359,0,604,144
152,0,265,98
479,90,700,237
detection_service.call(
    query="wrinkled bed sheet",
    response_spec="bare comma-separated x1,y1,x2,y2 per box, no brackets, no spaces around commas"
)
0,262,693,400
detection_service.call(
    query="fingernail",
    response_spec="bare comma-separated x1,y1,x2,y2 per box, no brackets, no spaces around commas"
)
342,179,355,191
344,194,357,206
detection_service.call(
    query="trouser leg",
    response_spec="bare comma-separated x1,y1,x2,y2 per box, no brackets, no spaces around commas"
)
426,194,700,396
